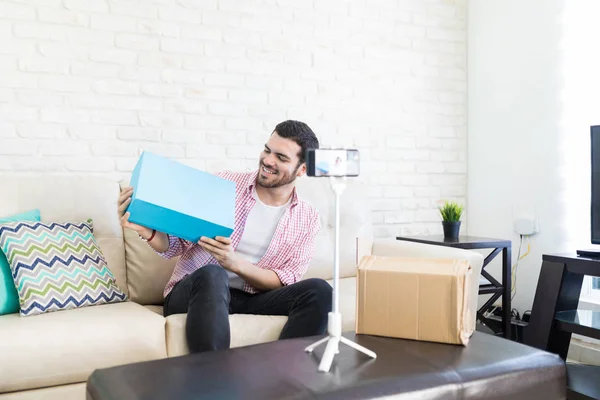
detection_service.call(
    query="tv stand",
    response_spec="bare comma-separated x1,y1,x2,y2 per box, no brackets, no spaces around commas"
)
525,253,600,400
576,248,600,258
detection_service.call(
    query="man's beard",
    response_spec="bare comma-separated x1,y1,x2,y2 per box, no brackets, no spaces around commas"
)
257,162,299,189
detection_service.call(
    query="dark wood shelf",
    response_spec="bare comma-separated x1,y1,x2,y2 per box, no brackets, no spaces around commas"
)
395,235,511,249
555,310,600,340
542,254,600,277
525,255,600,400
485,314,528,327
567,363,600,400
479,284,503,295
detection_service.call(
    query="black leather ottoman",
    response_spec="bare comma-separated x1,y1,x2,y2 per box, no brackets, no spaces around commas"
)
86,332,566,400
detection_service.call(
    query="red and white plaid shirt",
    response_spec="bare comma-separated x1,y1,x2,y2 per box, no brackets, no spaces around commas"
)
157,170,321,297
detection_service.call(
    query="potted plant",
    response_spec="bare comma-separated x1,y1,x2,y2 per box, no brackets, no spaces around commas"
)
438,200,464,239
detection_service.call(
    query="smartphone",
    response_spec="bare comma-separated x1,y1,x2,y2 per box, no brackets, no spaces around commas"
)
306,148,360,177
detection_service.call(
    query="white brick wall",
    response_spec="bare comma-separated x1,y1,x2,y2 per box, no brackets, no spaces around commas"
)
0,0,467,238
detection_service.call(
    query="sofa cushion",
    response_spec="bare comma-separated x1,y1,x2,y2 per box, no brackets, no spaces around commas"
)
0,176,128,297
0,209,40,316
0,219,127,316
0,301,167,393
160,277,357,357
119,179,177,306
144,304,163,315
0,383,85,400
295,177,372,281
123,227,176,306
165,313,288,357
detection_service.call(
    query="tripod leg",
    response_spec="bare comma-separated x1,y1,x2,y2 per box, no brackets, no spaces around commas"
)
340,336,377,359
305,336,329,353
318,337,339,373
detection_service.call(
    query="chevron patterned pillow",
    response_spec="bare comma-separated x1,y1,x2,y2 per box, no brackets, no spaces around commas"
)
0,219,127,316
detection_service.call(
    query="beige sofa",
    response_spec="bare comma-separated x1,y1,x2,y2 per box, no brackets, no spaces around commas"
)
0,175,483,400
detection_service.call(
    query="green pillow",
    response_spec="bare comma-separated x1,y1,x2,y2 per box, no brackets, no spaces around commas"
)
0,209,40,315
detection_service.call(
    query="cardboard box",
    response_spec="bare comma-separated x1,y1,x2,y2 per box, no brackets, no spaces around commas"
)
126,151,236,242
356,255,474,345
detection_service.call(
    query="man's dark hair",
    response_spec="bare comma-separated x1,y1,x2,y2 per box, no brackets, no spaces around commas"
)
273,120,319,165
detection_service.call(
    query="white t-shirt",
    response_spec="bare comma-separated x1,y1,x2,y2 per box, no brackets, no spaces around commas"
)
227,187,290,290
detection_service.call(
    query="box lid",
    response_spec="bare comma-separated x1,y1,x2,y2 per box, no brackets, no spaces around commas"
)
132,151,236,229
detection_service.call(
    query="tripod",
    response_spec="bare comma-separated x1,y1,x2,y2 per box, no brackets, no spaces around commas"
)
305,176,377,372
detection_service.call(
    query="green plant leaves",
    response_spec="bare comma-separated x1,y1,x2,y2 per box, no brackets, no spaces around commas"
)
438,201,464,222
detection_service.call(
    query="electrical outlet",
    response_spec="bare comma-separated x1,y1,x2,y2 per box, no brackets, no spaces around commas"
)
514,217,538,236
512,202,539,236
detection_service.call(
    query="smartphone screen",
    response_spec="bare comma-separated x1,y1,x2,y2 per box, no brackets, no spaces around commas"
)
314,149,360,177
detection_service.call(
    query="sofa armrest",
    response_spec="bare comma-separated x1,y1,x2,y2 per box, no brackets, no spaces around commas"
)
371,238,484,271
356,236,374,264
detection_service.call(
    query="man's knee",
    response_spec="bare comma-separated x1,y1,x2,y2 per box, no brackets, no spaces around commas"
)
188,264,229,292
301,278,332,310
190,263,228,280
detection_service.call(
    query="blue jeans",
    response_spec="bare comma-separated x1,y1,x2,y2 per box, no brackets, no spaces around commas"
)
163,264,333,353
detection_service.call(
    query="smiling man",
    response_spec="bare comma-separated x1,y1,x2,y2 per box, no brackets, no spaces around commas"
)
117,120,331,353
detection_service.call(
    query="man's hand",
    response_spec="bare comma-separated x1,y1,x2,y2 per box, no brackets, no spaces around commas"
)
117,186,153,239
199,236,283,291
198,236,241,272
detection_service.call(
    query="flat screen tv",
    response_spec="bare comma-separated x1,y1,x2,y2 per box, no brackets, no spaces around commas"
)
592,125,600,245
578,125,600,257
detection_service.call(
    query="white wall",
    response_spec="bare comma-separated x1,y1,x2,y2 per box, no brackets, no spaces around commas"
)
0,0,467,238
468,0,600,312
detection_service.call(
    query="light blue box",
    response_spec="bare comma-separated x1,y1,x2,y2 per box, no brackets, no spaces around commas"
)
126,151,236,243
